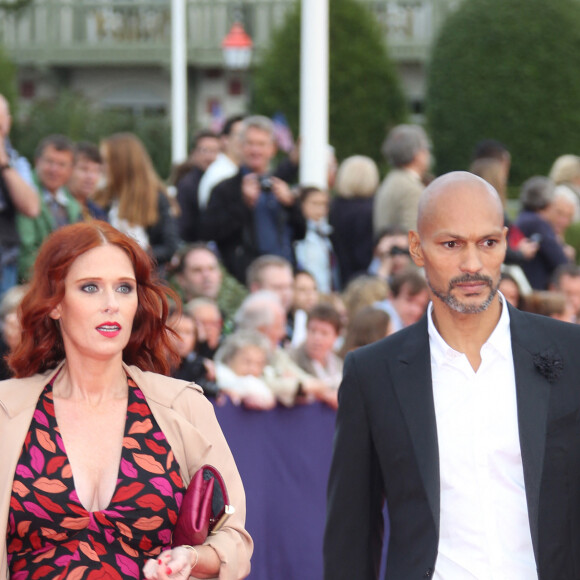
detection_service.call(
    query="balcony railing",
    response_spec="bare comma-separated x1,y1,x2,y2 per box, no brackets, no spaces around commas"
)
0,0,456,67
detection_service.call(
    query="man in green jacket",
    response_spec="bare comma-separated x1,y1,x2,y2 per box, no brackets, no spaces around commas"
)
17,134,82,280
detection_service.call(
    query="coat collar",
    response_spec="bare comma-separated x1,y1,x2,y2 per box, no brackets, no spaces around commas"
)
0,361,197,419
507,304,553,559
390,315,440,528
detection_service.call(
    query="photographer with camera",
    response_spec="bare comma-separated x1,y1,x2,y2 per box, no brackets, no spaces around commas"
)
200,115,305,284
367,226,413,286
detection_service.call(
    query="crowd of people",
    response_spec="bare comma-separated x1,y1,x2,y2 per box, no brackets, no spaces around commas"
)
2,93,580,407
3,86,580,578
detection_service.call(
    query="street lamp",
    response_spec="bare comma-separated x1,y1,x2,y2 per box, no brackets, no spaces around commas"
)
222,22,253,70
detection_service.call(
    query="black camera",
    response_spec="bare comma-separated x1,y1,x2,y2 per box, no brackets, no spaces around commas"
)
389,246,410,257
259,175,273,192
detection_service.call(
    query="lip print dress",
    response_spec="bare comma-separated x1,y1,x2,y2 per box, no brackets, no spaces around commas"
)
7,377,186,579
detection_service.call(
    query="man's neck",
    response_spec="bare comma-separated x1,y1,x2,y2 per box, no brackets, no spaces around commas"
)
430,296,503,372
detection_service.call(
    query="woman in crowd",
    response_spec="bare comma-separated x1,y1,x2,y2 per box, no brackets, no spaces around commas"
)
329,155,379,288
341,274,389,321
522,290,576,323
0,222,252,579
214,329,276,410
168,308,220,399
339,305,392,358
95,132,180,272
0,284,27,380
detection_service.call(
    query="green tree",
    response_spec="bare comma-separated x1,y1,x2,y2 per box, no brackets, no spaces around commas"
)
12,92,172,178
426,0,580,185
0,45,17,110
253,0,407,165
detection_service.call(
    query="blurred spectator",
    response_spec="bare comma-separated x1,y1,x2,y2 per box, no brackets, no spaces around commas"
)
169,243,247,331
167,309,219,398
339,306,392,358
548,186,577,249
17,134,80,281
201,115,306,283
290,270,319,348
373,124,430,234
515,176,572,289
522,290,575,323
367,226,411,285
471,138,511,184
375,268,429,332
0,284,27,379
67,142,107,222
499,272,523,309
294,187,340,292
294,185,339,293
185,297,223,360
470,157,539,268
174,129,220,242
234,290,328,407
293,270,319,313
173,243,222,303
247,254,294,314
330,155,379,287
0,95,39,293
198,116,245,210
290,303,343,410
342,275,389,321
95,132,179,271
550,263,580,322
214,330,276,410
549,154,580,217
319,291,349,351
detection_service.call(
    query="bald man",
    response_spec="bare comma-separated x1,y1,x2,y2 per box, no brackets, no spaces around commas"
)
324,172,580,580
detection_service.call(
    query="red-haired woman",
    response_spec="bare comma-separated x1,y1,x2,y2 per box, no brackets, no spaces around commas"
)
0,221,252,579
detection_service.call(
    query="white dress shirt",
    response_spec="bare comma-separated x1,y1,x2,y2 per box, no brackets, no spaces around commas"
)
197,153,238,209
428,295,537,580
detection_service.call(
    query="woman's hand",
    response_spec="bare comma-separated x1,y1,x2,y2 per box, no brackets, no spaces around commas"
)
143,546,197,579
144,544,222,579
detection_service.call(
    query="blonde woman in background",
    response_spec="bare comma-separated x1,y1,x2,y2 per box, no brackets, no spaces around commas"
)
329,155,379,288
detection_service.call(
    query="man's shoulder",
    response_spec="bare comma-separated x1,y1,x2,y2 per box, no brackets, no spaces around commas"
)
348,319,426,366
212,170,243,193
510,306,580,341
377,169,420,198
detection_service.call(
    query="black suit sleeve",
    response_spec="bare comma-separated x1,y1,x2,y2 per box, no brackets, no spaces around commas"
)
199,177,248,243
148,192,180,265
324,352,385,579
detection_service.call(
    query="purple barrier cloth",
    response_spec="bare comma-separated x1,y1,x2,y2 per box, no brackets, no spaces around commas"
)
213,400,336,580
213,399,390,579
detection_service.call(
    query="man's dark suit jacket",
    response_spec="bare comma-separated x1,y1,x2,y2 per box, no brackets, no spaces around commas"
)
199,170,306,283
324,304,580,580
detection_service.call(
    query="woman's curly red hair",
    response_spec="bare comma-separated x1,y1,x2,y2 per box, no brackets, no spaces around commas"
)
8,221,180,377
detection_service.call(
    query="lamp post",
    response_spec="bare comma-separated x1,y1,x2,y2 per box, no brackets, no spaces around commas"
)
171,0,187,164
222,22,253,70
299,0,329,189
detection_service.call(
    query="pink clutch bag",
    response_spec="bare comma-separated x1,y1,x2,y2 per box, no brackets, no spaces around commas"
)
172,464,235,547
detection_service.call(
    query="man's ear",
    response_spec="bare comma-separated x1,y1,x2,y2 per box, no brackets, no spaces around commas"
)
408,231,424,267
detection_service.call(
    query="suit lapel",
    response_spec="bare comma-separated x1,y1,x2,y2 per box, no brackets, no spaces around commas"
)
390,316,440,528
509,306,552,559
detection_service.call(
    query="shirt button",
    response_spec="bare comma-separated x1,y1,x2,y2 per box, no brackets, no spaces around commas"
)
424,569,433,578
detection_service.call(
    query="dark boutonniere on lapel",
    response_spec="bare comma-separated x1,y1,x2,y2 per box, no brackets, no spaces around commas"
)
533,351,563,383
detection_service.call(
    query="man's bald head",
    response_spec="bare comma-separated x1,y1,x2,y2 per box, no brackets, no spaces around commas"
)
416,171,504,236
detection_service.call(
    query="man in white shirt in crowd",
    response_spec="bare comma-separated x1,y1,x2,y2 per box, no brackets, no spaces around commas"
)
197,115,245,210
325,171,580,580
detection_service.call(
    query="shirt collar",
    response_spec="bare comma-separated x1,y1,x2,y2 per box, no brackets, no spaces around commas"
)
428,292,511,364
43,187,69,206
